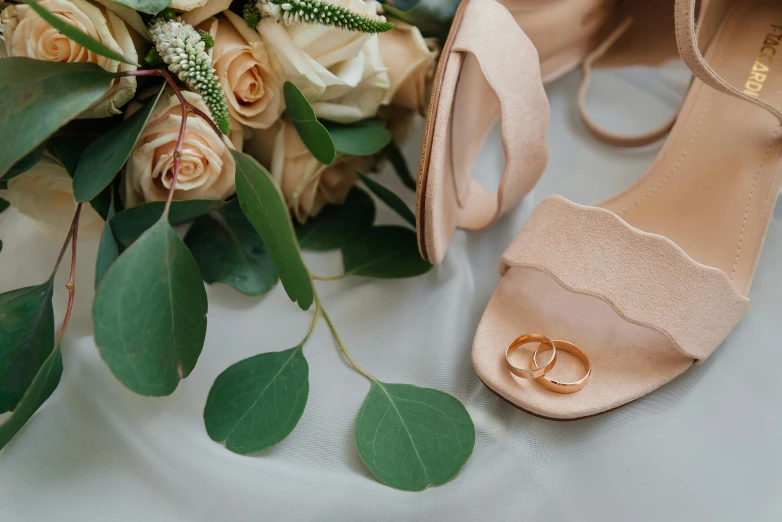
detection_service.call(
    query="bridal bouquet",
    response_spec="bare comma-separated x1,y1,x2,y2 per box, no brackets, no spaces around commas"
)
0,0,471,491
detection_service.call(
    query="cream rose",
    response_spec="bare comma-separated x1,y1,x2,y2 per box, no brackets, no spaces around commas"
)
378,20,438,115
0,0,142,118
259,0,390,123
0,152,103,238
247,121,357,223
124,90,236,207
204,12,284,130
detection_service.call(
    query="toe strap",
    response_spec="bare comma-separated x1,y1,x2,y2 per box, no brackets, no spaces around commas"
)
501,196,751,361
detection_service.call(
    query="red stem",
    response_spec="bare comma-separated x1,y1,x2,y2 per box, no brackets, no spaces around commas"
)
54,202,82,348
52,203,82,274
164,105,188,216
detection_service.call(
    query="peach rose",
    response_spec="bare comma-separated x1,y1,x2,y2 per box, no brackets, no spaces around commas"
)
204,12,284,130
378,20,438,115
123,90,236,207
247,121,357,223
0,152,103,238
0,0,142,118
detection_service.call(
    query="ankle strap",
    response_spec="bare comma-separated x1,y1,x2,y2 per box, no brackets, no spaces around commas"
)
675,0,782,122
578,18,678,147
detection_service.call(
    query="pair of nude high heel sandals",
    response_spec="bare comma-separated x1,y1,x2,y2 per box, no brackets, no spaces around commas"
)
417,0,782,419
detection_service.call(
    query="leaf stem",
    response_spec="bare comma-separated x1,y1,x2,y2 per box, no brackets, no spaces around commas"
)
312,286,372,380
163,99,187,217
54,202,82,348
310,274,345,281
51,202,83,274
301,303,320,346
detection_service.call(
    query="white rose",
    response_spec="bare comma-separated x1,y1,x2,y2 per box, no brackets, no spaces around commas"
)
378,20,438,115
123,90,237,207
259,0,390,123
0,0,143,118
204,12,284,130
247,121,358,223
0,152,104,238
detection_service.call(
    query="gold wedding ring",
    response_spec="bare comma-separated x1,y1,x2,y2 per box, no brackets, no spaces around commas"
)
532,340,591,394
505,333,557,379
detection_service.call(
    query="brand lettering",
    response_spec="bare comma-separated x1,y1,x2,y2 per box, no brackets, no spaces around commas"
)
744,25,782,98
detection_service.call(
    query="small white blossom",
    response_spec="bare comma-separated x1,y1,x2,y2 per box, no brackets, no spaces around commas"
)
148,18,230,134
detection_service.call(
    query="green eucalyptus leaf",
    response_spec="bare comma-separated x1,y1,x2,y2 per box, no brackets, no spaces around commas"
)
233,151,313,311
51,135,115,221
22,0,137,65
110,199,225,247
384,0,459,39
342,226,431,278
283,82,335,165
110,0,170,15
325,119,391,156
49,135,94,177
0,59,114,177
356,171,415,226
385,141,416,191
184,200,278,296
93,219,208,396
204,346,308,454
73,85,164,203
0,198,9,214
4,144,46,182
95,197,119,289
295,188,375,251
0,346,63,450
0,280,55,413
355,381,475,491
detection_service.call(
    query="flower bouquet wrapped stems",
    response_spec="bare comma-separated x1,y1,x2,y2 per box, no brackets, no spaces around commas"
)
0,0,471,491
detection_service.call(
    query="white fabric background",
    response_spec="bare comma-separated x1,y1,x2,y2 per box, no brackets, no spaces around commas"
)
1,63,781,521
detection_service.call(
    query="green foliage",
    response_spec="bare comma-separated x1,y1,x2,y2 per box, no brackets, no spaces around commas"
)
110,199,225,247
73,85,165,203
145,48,163,66
379,0,420,10
204,346,309,454
21,0,137,65
184,200,279,296
385,141,417,190
296,188,375,251
234,151,313,310
243,1,261,29
4,145,46,183
342,226,431,278
0,198,8,214
0,346,63,450
356,171,415,226
197,30,215,48
95,197,119,289
50,135,112,220
265,0,394,33
384,0,459,40
111,0,170,15
325,119,391,156
355,381,475,491
0,280,55,413
93,219,208,396
0,59,114,177
283,82,336,165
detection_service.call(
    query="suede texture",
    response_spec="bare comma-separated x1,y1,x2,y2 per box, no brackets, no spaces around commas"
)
418,0,549,264
473,0,782,418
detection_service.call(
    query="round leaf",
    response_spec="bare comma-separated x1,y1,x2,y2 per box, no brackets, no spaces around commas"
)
204,346,309,454
110,199,225,247
342,226,432,278
283,82,335,165
73,84,165,202
0,59,114,177
326,119,391,156
0,280,55,413
295,188,375,251
355,381,475,491
234,151,313,310
94,219,208,396
0,347,63,450
95,197,119,289
184,200,278,296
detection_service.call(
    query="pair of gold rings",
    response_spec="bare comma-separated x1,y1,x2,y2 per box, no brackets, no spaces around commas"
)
504,333,591,394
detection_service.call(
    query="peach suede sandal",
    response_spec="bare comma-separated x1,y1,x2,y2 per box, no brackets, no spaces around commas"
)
416,0,550,264
473,0,782,419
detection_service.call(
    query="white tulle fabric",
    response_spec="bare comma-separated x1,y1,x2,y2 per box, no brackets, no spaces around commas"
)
0,65,780,520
